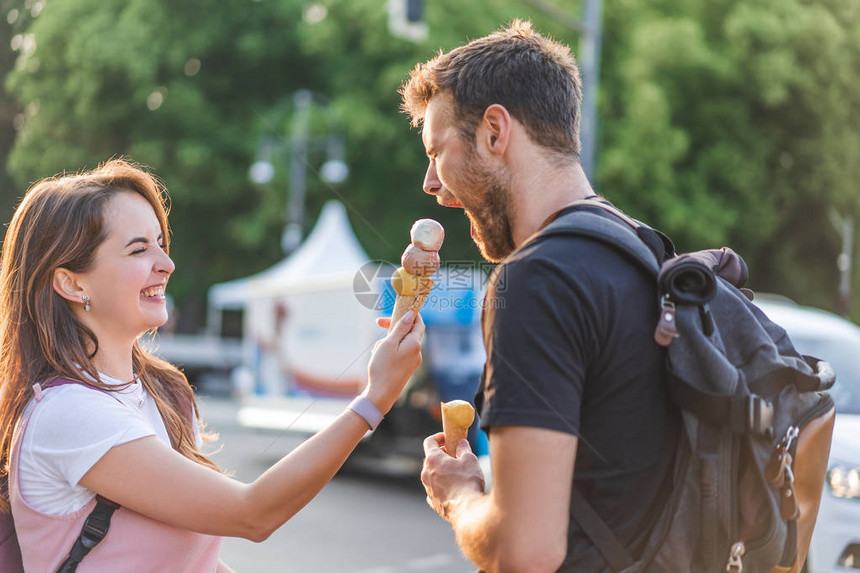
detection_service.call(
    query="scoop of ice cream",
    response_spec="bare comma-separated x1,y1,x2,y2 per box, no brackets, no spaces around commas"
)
401,244,441,276
441,400,475,429
391,267,435,297
410,219,445,252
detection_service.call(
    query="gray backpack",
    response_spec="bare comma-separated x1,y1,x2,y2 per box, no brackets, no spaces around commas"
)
541,201,836,573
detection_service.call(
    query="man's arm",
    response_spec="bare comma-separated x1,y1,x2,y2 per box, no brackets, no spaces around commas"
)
422,426,577,573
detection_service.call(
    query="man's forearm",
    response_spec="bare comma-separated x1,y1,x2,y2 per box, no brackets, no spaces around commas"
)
423,428,574,573
448,490,503,571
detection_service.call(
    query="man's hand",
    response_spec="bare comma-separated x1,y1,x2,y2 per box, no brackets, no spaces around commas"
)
421,432,485,522
420,427,576,572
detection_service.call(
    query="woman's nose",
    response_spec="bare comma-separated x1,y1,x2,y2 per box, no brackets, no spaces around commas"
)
157,250,175,276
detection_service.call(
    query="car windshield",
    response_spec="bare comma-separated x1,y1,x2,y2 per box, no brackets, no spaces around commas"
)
790,336,860,415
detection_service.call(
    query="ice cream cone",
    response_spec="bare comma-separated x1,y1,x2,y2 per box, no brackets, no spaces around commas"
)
388,269,433,333
388,293,429,332
441,400,475,457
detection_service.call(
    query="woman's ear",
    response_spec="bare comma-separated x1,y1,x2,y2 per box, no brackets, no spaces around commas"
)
53,268,86,304
479,104,512,157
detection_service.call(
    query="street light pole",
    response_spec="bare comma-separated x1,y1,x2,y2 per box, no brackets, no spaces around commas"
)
283,90,313,254
249,91,350,255
579,0,603,182
520,0,603,181
838,216,854,317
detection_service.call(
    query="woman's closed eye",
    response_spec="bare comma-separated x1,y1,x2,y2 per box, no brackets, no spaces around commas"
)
131,243,166,255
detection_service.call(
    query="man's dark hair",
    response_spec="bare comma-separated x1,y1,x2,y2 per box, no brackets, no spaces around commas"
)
400,19,583,158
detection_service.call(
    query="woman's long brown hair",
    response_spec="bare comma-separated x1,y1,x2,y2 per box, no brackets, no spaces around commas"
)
0,159,218,512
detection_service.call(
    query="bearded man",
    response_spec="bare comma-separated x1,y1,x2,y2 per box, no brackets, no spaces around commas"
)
402,20,679,573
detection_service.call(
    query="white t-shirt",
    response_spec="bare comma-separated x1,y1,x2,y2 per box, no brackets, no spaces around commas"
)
17,374,201,515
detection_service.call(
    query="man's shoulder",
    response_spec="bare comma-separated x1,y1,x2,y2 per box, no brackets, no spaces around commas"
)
491,228,638,288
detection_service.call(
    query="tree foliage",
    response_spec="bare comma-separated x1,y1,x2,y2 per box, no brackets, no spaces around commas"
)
599,0,860,313
1,0,858,327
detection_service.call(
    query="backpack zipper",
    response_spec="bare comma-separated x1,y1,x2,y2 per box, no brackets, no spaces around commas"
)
731,392,835,568
726,540,746,572
794,392,834,429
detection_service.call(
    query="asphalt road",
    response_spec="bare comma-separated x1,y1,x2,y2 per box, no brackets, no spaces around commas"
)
196,396,476,573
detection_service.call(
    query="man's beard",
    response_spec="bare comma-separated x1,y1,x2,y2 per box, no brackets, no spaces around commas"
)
458,154,517,263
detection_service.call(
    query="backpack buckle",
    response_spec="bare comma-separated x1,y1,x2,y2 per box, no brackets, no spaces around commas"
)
747,396,774,437
80,516,110,549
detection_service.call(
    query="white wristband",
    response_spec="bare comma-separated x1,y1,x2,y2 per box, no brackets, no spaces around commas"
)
348,396,384,430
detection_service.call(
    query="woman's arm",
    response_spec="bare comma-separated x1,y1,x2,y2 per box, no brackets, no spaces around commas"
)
79,313,424,541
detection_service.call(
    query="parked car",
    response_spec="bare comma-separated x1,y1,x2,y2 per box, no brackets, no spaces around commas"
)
754,298,860,572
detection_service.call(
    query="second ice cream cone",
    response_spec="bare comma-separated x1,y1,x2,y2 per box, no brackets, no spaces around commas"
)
441,400,475,457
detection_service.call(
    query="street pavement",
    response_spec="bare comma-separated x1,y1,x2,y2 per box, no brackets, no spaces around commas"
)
196,396,476,573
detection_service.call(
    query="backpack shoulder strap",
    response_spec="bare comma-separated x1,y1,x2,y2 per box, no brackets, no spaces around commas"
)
530,201,662,571
571,488,635,571
55,497,120,573
531,200,664,278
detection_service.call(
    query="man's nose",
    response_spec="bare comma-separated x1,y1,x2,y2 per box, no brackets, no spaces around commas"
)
423,161,441,196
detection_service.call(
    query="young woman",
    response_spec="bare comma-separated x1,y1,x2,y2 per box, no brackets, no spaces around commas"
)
0,159,425,572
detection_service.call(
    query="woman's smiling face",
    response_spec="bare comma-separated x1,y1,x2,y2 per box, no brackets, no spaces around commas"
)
75,190,175,340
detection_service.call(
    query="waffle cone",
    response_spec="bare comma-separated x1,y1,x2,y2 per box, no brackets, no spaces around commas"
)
388,293,429,332
443,425,469,456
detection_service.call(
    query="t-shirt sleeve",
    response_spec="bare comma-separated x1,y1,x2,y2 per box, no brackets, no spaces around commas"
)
479,253,596,436
25,387,157,487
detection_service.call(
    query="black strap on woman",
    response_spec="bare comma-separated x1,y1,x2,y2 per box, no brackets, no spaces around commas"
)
55,495,120,573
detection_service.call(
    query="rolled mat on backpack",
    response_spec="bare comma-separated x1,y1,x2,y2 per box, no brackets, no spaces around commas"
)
658,247,750,305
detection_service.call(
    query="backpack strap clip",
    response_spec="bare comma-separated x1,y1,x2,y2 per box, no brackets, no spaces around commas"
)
728,394,774,437
746,395,775,438
55,496,119,572
78,497,118,549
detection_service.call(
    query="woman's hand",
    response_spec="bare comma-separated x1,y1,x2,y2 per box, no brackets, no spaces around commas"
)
365,311,425,413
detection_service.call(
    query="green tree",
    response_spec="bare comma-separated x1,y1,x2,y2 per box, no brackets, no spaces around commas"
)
1,0,567,330
5,0,316,328
0,0,27,218
598,0,860,314
3,0,859,326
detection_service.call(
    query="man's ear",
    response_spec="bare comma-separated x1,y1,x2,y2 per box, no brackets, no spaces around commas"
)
479,104,512,157
53,268,86,304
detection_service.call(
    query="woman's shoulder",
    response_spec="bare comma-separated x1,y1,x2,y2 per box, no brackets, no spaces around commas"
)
36,382,122,407
24,384,146,441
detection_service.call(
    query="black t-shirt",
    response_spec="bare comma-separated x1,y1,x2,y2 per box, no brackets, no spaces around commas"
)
476,206,679,572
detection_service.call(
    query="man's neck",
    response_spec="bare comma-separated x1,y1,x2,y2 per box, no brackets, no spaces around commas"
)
509,159,595,247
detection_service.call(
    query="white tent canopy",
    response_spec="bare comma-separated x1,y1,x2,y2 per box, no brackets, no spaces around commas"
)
207,200,380,398
208,200,371,311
